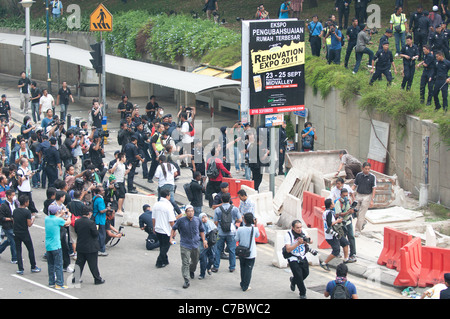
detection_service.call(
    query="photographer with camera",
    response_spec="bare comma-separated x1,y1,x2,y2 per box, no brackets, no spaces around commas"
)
334,188,357,263
109,152,131,214
320,198,350,272
14,139,34,167
17,158,38,216
255,4,269,20
88,135,106,183
390,6,408,57
327,23,343,65
105,210,124,246
284,220,313,299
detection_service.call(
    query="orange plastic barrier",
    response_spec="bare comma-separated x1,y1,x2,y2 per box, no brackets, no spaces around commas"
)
312,206,331,249
255,223,268,244
418,246,450,287
302,191,325,228
231,197,240,208
393,237,422,287
377,227,413,270
222,178,255,198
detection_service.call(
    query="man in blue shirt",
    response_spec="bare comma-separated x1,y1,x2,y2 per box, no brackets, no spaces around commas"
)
324,263,358,299
308,15,323,56
50,0,63,20
171,205,207,288
328,23,343,64
212,193,242,273
92,187,108,256
279,1,291,19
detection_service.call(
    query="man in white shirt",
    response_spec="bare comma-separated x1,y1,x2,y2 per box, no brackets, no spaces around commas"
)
152,189,177,268
328,177,355,202
109,152,130,214
180,112,194,168
39,89,55,116
16,158,38,215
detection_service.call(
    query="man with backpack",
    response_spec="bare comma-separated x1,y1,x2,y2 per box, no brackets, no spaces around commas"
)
324,263,358,299
212,193,242,273
184,171,204,217
301,122,317,152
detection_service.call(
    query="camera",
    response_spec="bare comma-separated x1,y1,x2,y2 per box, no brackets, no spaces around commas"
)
350,200,359,213
32,168,41,174
326,227,341,238
299,232,318,256
97,130,110,138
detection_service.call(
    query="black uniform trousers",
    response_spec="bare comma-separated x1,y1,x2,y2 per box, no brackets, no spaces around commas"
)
434,80,449,111
337,5,350,30
401,62,416,90
45,164,58,188
344,41,357,68
414,32,428,60
370,68,393,85
420,72,435,103
74,251,102,283
310,36,321,57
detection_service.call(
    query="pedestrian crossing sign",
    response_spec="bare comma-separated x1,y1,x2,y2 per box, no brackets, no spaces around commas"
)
90,4,113,32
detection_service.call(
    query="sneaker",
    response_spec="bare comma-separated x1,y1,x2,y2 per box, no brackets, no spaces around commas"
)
16,270,24,275
300,294,307,299
183,280,190,289
367,64,372,68
190,271,195,279
355,231,361,237
31,267,41,273
10,260,18,264
63,266,74,273
395,53,399,57
147,179,154,183
243,286,252,292
320,262,330,271
211,267,218,273
98,252,108,257
198,275,205,280
352,71,356,75
207,269,212,275
55,285,68,290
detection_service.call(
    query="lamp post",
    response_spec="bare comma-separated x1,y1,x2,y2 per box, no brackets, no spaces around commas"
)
46,0,52,93
19,0,35,79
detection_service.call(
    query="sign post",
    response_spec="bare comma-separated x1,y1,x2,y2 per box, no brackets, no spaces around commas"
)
241,19,305,196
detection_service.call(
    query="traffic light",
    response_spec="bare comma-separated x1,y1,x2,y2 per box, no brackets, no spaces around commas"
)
90,42,103,74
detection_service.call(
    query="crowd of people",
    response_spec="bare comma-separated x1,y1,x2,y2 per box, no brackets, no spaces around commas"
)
307,2,450,111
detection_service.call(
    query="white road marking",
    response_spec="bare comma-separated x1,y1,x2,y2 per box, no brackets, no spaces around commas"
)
11,274,78,299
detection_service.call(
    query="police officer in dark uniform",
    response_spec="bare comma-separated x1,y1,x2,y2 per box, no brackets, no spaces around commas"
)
354,0,364,26
335,0,351,30
441,0,450,24
415,11,432,60
43,137,62,188
418,45,436,105
378,29,393,51
409,5,424,45
429,24,450,59
432,50,450,111
400,35,419,91
369,41,397,86
124,136,144,194
134,122,151,179
344,18,360,68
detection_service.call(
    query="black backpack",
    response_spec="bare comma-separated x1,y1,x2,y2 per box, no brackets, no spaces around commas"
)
59,143,72,160
206,157,220,179
331,280,351,299
302,133,314,149
219,204,233,233
183,182,194,202
207,228,218,247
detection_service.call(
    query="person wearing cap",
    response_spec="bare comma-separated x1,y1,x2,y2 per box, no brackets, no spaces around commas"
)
429,24,449,60
118,95,133,121
429,5,443,35
0,94,11,122
390,6,408,56
400,35,419,91
378,29,393,51
212,182,229,210
369,40,397,86
353,23,374,74
45,195,71,288
170,205,206,288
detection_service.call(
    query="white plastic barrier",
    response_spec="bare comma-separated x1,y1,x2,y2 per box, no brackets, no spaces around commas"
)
240,184,258,196
248,191,278,226
122,193,158,227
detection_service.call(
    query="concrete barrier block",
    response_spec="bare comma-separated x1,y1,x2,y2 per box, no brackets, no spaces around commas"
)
240,184,258,196
277,194,304,229
248,191,278,226
272,230,288,268
305,228,320,266
122,193,158,227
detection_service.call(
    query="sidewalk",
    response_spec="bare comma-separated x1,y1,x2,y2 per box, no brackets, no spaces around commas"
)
2,72,405,292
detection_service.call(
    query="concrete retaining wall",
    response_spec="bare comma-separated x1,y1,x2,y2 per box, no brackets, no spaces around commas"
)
294,85,450,207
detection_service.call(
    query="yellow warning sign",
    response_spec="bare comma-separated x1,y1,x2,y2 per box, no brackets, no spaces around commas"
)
90,4,113,32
